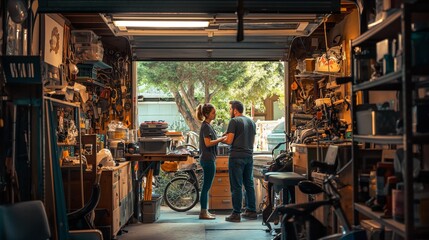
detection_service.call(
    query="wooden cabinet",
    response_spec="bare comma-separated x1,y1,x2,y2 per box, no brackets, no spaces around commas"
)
97,162,133,238
209,156,232,210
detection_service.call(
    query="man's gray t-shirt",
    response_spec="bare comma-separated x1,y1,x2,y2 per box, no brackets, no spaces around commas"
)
226,116,256,158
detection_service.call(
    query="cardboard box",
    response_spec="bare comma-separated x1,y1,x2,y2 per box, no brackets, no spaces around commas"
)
356,105,398,135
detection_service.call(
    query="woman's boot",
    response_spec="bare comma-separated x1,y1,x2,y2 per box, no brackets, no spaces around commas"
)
199,209,216,220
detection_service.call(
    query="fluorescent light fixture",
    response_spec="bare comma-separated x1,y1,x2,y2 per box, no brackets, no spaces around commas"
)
113,20,209,28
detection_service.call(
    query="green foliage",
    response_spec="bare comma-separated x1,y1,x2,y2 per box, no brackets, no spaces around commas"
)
137,61,284,130
229,62,285,111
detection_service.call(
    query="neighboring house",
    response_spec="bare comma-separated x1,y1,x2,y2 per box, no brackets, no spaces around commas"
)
137,91,188,131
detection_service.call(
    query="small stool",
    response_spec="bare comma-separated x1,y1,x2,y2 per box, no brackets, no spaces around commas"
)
264,171,282,181
267,172,306,204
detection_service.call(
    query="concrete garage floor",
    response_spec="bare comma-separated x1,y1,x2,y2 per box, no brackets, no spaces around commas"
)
117,204,276,240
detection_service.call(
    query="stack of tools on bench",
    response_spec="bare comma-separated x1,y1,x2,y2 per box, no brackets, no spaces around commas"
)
139,120,168,137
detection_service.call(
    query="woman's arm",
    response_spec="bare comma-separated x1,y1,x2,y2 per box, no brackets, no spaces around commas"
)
204,136,227,147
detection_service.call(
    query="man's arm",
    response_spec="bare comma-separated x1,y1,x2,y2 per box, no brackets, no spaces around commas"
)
223,132,234,145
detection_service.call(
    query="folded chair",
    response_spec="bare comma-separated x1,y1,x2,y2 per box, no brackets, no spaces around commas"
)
0,200,103,240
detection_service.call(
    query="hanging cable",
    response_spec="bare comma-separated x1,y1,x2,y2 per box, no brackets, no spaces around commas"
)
323,17,330,73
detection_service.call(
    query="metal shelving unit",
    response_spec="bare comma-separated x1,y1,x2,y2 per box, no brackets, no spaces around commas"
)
353,135,403,145
351,2,429,239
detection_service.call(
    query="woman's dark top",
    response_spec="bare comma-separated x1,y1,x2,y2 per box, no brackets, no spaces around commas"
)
198,121,218,162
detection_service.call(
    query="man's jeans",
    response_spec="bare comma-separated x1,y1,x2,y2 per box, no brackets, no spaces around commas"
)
228,157,256,213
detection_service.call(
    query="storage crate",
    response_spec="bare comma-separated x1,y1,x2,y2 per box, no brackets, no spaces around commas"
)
76,64,97,79
138,137,171,154
140,195,162,223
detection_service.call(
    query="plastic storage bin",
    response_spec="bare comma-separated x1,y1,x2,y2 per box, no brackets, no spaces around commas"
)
138,137,171,154
74,43,104,61
71,30,100,45
140,194,162,223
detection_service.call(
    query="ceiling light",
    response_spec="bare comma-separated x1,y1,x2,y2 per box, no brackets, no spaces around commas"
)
113,20,209,28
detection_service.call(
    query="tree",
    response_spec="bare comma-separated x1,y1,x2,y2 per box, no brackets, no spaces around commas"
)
137,61,284,132
230,62,285,111
138,62,246,132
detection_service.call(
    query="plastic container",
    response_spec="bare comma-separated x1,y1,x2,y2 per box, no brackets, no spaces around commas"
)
140,194,162,223
71,30,100,45
74,43,104,61
115,128,129,141
108,139,125,161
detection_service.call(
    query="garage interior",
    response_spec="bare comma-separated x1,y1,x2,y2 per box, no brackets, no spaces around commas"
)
1,0,429,240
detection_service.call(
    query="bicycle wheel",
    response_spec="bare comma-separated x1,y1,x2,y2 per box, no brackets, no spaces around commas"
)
164,177,199,212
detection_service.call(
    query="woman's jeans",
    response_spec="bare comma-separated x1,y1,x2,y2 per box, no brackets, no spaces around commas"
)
228,157,256,213
200,160,216,210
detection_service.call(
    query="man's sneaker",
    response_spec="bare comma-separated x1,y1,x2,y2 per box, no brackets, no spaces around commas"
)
225,212,241,222
241,210,257,220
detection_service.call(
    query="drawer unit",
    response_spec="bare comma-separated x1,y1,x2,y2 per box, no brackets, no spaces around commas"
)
209,196,232,210
216,156,229,170
209,185,231,197
212,173,230,186
209,171,232,210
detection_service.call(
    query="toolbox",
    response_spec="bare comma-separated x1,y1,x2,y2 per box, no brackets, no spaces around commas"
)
138,137,171,154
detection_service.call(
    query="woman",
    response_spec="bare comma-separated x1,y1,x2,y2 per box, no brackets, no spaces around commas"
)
196,103,226,220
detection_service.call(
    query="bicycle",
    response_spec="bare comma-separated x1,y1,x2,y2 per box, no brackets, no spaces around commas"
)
163,144,204,212
269,160,367,240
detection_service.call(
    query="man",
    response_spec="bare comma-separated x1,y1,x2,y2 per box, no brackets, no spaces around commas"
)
223,100,257,222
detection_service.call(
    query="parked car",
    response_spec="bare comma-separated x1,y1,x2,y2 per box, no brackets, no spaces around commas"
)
267,121,286,153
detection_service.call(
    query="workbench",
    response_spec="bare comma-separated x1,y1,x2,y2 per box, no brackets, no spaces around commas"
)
125,153,193,221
